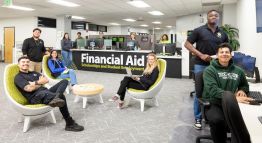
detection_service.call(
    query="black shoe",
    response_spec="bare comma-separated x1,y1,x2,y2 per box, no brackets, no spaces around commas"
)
48,98,65,107
65,122,84,132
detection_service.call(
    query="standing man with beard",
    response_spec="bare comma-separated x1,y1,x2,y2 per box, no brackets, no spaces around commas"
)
22,28,49,73
184,10,229,130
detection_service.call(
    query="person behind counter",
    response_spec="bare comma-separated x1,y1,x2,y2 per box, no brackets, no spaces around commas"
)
126,32,140,50
109,53,159,109
61,33,73,67
159,34,170,44
48,50,78,87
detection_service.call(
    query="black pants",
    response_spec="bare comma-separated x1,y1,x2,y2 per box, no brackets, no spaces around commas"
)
117,76,146,101
30,79,70,119
206,92,231,143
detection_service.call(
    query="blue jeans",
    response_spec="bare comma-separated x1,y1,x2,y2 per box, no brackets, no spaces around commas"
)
58,69,77,85
194,64,207,120
61,50,72,67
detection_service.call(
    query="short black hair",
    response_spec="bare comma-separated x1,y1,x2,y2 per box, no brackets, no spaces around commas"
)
207,9,219,15
77,32,81,35
217,43,232,53
33,28,41,33
18,56,29,62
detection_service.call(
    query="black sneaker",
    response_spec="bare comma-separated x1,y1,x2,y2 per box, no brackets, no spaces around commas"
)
194,119,202,130
48,98,65,107
65,122,84,132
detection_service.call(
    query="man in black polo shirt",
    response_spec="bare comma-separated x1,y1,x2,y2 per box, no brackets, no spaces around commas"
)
14,56,84,132
184,9,228,130
22,28,48,73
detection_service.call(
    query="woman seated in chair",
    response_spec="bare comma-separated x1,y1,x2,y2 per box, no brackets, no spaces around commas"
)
48,50,78,87
109,53,159,108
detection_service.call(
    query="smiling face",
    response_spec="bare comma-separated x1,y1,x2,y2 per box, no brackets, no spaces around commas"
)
18,58,30,72
51,51,58,59
33,30,41,39
217,47,232,66
207,11,219,25
147,55,156,66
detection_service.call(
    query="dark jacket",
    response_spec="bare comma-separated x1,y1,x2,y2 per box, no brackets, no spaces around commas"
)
203,59,249,105
22,37,46,62
61,39,72,51
48,58,66,78
140,67,159,89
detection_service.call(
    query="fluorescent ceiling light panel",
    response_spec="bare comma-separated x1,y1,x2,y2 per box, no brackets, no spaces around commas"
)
166,26,172,28
140,24,148,27
127,0,150,8
110,23,120,25
48,0,79,7
72,16,85,20
148,11,164,16
154,27,161,29
2,5,35,11
123,18,136,22
152,21,161,24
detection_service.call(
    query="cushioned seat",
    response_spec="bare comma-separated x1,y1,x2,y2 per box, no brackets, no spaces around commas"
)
42,55,70,94
126,59,167,111
4,64,56,132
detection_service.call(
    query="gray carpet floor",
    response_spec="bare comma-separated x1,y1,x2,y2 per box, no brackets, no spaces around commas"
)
0,63,211,143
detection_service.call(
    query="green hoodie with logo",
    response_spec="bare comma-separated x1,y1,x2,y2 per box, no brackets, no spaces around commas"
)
203,59,249,105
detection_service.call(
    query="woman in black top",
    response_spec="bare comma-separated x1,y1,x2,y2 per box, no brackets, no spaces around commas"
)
61,33,73,67
109,53,159,108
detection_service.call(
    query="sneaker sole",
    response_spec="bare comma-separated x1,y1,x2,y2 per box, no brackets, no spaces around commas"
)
193,125,202,130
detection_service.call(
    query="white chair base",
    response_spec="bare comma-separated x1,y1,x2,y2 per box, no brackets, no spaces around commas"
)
21,110,56,132
125,97,159,112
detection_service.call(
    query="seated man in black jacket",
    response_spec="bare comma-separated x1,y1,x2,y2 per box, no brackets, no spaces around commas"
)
109,53,159,108
14,56,84,132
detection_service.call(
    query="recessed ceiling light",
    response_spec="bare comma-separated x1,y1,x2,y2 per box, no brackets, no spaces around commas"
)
2,5,35,11
127,0,150,8
48,0,79,7
148,11,164,16
154,27,161,29
152,21,161,24
72,16,85,20
140,24,148,27
166,26,172,28
123,18,136,22
109,23,120,26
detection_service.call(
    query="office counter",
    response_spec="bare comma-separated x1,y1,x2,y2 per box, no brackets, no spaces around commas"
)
70,49,182,78
239,83,262,143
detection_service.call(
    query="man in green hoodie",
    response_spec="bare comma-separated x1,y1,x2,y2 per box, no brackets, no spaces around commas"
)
203,43,253,143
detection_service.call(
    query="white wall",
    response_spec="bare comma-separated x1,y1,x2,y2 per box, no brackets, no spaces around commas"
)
106,26,149,35
176,13,207,77
0,17,37,45
222,3,237,27
236,0,262,74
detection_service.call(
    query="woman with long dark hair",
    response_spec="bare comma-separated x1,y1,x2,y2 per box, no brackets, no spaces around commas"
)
61,33,73,67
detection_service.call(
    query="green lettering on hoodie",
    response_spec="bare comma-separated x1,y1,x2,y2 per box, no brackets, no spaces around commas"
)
203,59,249,105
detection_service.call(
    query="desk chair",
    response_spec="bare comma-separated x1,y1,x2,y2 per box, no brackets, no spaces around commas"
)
4,64,56,132
222,92,251,143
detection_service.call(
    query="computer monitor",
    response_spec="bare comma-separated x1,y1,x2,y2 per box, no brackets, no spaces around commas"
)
104,39,112,50
118,37,125,42
154,43,175,55
112,37,117,46
233,52,256,78
77,39,86,49
86,39,96,48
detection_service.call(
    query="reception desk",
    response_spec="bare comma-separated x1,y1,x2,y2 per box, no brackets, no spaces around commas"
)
70,49,182,78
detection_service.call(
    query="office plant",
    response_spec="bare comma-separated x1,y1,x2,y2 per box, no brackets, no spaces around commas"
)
220,24,240,51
